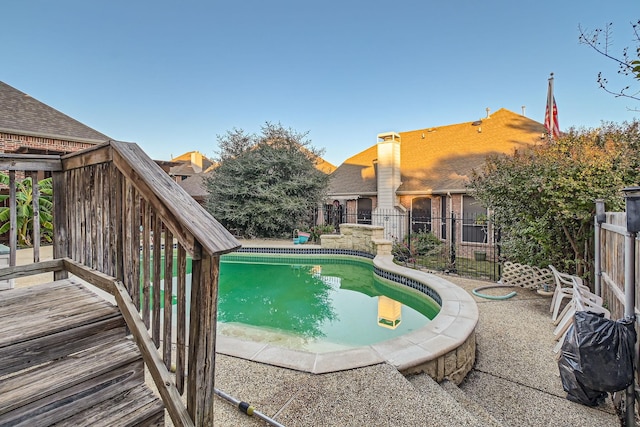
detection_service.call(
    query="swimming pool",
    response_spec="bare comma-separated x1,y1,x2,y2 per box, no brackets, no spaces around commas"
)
153,245,478,376
216,254,440,352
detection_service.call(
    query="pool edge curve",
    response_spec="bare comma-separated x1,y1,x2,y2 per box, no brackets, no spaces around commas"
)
215,248,478,384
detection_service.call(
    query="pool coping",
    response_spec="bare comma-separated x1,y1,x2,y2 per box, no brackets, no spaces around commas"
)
215,246,479,376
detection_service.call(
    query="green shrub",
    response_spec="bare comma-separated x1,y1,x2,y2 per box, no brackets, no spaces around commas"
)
407,231,442,256
304,224,335,242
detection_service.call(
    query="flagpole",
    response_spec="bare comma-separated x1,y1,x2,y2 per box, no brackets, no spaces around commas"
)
548,72,554,140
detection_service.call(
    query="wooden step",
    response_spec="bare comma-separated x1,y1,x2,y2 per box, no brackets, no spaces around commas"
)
0,338,161,426
0,279,126,376
51,384,164,427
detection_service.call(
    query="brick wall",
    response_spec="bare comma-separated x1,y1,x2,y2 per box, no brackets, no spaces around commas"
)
0,132,97,154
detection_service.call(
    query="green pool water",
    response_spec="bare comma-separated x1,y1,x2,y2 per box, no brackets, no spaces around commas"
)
150,254,440,351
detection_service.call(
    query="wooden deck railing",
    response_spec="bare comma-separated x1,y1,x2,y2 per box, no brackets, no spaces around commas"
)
0,141,241,426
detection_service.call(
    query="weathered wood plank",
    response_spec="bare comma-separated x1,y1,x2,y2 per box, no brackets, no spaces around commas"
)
60,143,112,171
114,165,124,281
176,244,187,395
94,163,104,272
111,147,197,256
52,171,69,280
152,214,162,348
51,384,164,427
9,362,149,427
113,280,194,427
0,290,103,321
30,171,40,263
0,154,62,171
142,200,152,328
0,259,64,280
0,317,126,376
61,258,116,295
163,228,174,369
131,188,141,311
70,169,79,262
0,340,143,425
100,163,111,276
187,251,218,425
9,171,16,266
123,180,134,296
0,279,74,304
91,166,99,269
110,141,241,257
0,304,120,345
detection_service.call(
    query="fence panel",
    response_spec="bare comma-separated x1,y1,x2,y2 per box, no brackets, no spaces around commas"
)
310,206,501,281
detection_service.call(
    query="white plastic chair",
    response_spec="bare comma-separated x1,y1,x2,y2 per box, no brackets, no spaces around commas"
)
553,282,603,326
553,284,609,342
548,265,591,322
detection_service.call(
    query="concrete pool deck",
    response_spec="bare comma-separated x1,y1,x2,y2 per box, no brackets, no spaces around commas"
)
11,244,620,426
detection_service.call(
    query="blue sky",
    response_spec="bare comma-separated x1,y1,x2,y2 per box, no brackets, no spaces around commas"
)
3,1,639,166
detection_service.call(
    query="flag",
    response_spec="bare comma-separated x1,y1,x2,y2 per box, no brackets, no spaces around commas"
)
545,74,560,138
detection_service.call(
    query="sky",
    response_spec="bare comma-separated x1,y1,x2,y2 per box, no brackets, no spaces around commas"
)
3,1,639,166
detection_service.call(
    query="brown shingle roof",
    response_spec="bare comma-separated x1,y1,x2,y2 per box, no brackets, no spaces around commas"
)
178,172,209,199
0,81,110,143
328,108,546,195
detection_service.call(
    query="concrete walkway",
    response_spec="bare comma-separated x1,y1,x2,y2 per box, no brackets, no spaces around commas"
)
9,245,622,426
209,275,619,427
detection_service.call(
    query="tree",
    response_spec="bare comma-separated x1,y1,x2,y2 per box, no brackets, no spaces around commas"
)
579,21,640,104
468,121,640,279
204,123,331,238
0,173,54,247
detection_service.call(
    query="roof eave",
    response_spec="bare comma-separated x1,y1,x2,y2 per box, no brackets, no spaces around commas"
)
397,188,468,195
0,127,109,145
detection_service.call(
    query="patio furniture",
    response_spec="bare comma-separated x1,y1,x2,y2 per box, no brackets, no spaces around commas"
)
548,265,590,322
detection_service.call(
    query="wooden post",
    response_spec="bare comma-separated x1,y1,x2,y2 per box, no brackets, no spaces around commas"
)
9,171,16,267
187,245,218,426
152,214,162,348
163,228,174,369
142,200,151,328
52,171,69,280
30,171,40,263
176,244,187,395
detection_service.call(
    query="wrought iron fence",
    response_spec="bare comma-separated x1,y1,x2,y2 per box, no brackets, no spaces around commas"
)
310,205,501,281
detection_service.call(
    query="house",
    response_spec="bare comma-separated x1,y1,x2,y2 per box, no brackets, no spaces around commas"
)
169,151,215,182
326,108,547,254
0,81,110,157
0,80,183,178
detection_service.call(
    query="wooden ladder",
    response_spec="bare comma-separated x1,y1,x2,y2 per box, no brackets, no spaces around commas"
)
0,279,165,426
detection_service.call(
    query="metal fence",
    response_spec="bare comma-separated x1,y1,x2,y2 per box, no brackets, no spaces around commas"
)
310,206,501,281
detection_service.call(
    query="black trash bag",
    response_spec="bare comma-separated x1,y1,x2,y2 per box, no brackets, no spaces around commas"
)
558,310,636,406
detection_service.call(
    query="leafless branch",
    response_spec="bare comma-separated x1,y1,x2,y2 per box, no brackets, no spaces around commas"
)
579,21,640,102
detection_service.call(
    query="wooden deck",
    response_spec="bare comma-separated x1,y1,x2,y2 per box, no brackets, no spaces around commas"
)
0,279,164,426
0,141,242,425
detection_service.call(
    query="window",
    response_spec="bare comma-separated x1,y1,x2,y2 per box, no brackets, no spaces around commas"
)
462,195,488,243
357,198,372,224
411,197,431,232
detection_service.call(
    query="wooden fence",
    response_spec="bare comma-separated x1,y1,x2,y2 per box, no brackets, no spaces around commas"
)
595,212,640,321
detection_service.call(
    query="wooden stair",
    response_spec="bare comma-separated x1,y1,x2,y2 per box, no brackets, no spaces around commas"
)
0,279,165,426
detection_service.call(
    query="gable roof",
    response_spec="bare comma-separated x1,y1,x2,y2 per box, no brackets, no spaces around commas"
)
328,108,546,196
0,81,110,143
178,172,210,200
